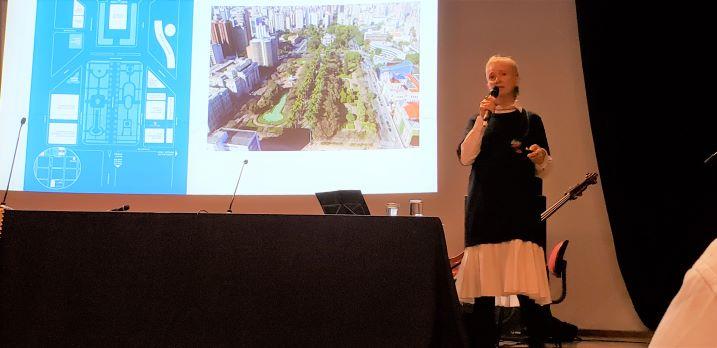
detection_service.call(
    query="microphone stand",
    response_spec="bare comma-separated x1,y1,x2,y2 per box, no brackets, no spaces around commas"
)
1,117,27,210
226,159,248,214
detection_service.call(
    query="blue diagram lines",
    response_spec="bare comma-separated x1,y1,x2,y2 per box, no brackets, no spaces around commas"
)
97,1,139,46
153,20,176,69
24,0,194,194
116,62,143,144
83,61,144,145
33,147,82,190
147,0,182,79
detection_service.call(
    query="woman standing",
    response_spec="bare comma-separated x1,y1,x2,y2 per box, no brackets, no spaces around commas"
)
456,55,552,348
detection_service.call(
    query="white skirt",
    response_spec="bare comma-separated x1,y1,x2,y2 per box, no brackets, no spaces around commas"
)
454,239,552,305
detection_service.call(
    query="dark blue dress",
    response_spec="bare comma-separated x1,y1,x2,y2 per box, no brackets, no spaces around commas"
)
458,109,550,248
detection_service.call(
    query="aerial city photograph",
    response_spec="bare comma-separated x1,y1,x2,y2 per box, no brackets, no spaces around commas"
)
208,3,420,151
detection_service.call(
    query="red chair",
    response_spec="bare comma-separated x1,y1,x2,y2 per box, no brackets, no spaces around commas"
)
547,240,569,304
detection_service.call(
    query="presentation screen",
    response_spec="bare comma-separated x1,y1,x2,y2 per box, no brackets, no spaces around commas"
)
0,0,436,195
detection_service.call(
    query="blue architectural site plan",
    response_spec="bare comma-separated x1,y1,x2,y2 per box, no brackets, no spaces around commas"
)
24,0,193,194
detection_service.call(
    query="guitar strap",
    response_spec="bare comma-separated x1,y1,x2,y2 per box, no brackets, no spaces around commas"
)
521,108,532,139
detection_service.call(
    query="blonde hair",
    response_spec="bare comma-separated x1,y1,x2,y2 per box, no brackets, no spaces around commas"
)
485,55,520,96
485,55,519,75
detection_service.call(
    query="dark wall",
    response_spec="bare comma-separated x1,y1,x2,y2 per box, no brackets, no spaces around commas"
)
576,0,717,329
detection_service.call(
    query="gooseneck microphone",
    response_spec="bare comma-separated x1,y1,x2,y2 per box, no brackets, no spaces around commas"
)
482,86,500,121
1,117,27,209
226,159,249,213
108,204,130,212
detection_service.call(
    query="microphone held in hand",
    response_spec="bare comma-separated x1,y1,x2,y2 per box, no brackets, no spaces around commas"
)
482,86,500,121
226,159,249,213
1,117,28,209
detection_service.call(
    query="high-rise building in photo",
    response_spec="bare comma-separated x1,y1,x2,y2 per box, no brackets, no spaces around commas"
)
295,9,305,30
211,19,235,58
247,37,278,67
238,8,253,41
210,43,225,65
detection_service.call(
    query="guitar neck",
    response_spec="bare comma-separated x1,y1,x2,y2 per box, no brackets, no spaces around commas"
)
540,194,571,222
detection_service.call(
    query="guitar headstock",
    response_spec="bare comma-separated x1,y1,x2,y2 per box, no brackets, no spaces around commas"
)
567,172,599,200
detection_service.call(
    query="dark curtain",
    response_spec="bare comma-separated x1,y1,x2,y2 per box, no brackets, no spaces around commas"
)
575,1,717,330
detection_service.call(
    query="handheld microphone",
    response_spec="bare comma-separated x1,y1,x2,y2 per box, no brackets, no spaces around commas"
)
108,204,130,212
482,86,500,121
226,159,249,213
1,117,28,210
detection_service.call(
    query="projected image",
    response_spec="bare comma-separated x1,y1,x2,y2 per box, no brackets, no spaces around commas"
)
21,0,194,194
2,0,436,195
207,3,421,151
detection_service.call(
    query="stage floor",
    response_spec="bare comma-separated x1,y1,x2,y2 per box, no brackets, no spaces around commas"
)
500,334,650,347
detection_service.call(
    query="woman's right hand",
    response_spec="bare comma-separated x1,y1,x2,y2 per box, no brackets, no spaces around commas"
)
479,96,497,121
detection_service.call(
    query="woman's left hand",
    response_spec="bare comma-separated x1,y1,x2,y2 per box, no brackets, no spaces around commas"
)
526,144,546,164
